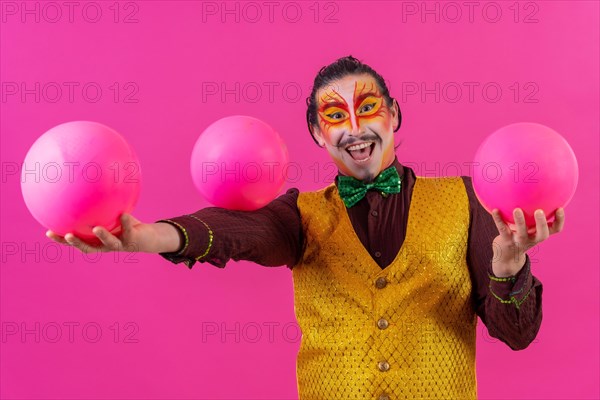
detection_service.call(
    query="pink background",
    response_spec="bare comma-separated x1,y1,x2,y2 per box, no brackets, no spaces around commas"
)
1,1,598,399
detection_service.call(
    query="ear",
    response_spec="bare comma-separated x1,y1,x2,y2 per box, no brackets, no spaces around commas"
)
390,98,402,132
310,125,327,147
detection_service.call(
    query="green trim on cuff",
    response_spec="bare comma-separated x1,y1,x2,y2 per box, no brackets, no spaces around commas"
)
187,215,214,261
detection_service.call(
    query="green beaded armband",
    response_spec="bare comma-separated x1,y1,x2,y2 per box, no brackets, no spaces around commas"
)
488,274,517,283
489,284,533,310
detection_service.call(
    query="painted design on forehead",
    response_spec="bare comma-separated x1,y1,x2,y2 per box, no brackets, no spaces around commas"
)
354,80,381,102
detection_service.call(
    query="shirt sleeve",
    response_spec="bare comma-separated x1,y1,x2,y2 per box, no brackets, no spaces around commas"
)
155,188,304,270
461,176,543,351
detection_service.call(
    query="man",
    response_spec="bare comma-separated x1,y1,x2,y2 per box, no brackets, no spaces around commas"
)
49,56,565,399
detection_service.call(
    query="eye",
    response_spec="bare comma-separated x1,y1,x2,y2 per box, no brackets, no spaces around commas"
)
360,103,375,113
356,97,382,116
320,107,347,123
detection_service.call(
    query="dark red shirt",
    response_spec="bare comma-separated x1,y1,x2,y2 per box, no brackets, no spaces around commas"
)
157,158,543,350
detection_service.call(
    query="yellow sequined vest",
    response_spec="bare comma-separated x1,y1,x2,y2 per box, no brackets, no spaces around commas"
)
293,176,477,400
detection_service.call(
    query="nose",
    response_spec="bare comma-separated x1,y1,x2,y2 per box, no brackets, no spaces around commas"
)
349,113,363,137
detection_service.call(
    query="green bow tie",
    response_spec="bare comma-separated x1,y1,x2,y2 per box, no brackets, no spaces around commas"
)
337,166,402,208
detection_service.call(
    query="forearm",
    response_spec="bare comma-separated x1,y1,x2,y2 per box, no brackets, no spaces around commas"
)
156,188,303,269
194,207,300,267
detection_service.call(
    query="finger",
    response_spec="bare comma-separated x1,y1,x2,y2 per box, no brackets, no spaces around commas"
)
533,209,550,242
111,214,130,237
491,209,513,240
513,208,529,242
46,230,69,245
92,226,122,251
121,213,132,229
64,233,100,254
120,213,140,233
549,207,565,234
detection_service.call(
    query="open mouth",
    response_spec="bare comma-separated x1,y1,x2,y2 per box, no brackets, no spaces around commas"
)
346,142,375,163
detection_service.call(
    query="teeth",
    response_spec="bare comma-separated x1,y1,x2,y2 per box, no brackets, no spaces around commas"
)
347,142,372,151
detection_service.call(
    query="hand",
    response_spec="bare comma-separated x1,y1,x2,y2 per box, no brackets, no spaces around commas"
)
46,213,160,254
491,207,565,277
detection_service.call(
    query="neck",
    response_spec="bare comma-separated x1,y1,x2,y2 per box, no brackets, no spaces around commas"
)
380,156,396,172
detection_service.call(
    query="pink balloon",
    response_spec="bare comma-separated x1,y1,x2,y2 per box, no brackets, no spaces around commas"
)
21,121,142,241
190,115,289,210
472,122,578,229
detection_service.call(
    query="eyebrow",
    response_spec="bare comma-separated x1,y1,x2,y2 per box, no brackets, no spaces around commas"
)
354,91,382,105
319,100,348,111
317,86,381,111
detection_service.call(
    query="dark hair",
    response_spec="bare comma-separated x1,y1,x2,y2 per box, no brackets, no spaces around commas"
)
305,55,402,145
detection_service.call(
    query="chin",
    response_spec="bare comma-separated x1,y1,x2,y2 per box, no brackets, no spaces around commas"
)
348,164,380,182
333,149,384,181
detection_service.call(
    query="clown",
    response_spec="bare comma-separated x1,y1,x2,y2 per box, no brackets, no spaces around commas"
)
49,56,565,399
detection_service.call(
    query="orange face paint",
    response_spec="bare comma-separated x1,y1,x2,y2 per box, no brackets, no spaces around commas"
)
313,74,397,181
318,81,389,137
